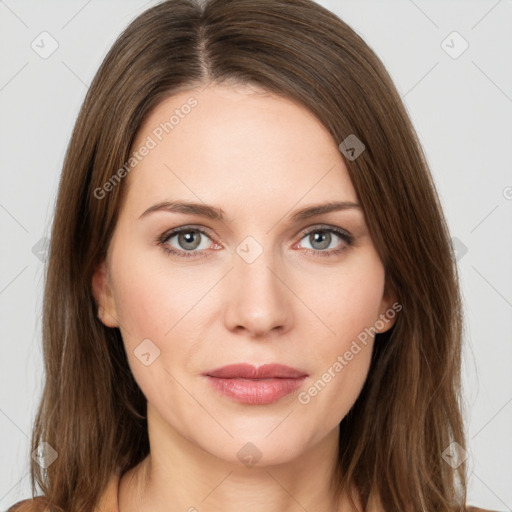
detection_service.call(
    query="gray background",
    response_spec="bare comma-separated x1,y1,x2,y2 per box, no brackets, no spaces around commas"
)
1,0,511,509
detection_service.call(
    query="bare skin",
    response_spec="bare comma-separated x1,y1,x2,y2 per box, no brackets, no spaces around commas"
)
92,83,396,512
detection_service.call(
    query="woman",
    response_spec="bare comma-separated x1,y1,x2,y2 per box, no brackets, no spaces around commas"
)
7,0,496,511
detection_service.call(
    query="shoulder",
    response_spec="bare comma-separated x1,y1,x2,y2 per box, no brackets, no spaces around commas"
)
5,497,47,512
6,497,497,512
6,471,121,512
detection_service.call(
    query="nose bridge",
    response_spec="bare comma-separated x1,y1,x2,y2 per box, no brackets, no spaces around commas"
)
223,235,291,335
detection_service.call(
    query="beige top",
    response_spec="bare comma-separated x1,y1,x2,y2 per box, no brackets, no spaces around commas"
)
6,473,497,512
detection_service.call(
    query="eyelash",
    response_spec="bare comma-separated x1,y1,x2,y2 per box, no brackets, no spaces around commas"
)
156,224,354,259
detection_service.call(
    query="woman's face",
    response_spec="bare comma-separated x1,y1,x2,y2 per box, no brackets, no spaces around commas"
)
93,83,397,466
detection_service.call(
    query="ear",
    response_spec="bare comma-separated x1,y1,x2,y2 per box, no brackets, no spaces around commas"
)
91,261,119,328
375,279,400,334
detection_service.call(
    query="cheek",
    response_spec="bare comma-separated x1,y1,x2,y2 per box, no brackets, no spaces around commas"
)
310,251,386,344
110,244,209,342
108,256,198,405
111,267,169,344
295,254,385,422
108,245,216,391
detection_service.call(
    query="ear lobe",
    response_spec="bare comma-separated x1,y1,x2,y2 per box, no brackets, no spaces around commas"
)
376,282,400,334
91,261,119,328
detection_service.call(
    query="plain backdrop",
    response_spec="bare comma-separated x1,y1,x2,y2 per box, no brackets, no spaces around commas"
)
1,0,511,510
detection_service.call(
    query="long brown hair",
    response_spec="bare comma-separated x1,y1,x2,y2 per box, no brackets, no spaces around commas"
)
23,0,467,510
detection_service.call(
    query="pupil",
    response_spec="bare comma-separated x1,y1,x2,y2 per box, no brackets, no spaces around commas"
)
179,230,200,250
311,231,330,250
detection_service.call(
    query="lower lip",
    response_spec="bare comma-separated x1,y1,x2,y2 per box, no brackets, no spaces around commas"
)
205,376,307,405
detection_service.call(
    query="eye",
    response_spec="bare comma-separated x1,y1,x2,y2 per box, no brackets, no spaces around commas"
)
295,225,354,257
157,226,219,259
156,224,354,260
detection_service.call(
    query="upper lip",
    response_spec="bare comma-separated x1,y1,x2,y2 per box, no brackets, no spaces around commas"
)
204,363,308,379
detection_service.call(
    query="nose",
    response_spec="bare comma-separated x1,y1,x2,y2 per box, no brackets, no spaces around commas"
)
222,245,292,338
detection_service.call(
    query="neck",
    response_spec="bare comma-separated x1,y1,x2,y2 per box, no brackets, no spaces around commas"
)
118,405,361,512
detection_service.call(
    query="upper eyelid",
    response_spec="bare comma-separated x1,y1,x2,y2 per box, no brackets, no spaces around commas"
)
298,223,351,236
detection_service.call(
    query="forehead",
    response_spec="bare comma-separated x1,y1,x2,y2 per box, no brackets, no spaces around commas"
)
123,84,357,217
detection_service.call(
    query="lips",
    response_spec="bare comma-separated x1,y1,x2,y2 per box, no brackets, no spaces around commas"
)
203,364,308,405
204,363,308,379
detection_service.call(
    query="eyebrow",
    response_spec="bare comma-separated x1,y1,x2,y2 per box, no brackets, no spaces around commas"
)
138,200,362,222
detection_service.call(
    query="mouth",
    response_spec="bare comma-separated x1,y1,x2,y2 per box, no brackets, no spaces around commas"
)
203,363,308,405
